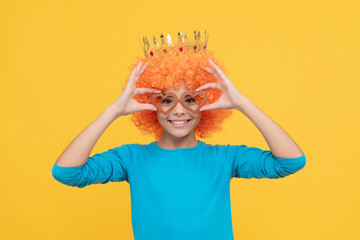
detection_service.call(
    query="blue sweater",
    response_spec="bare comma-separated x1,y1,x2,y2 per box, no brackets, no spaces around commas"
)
52,140,306,240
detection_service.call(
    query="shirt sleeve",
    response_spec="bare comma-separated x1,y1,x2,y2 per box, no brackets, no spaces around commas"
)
51,145,131,188
226,144,306,179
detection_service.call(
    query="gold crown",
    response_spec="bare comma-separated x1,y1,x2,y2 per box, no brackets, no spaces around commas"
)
139,30,209,59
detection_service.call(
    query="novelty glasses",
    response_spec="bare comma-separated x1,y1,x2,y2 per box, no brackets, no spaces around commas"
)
151,90,207,115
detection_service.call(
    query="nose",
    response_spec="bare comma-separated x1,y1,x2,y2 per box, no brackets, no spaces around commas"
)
172,102,186,115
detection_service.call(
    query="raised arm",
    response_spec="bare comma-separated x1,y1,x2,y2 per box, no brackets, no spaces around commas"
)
55,107,118,167
52,61,160,187
234,99,303,158
55,61,158,167
196,58,304,158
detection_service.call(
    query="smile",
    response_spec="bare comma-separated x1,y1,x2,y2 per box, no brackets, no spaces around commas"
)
168,119,191,128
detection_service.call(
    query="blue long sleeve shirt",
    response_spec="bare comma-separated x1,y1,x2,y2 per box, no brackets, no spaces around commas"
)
52,140,306,240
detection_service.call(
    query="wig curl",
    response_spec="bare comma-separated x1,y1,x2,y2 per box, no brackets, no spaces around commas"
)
126,48,233,141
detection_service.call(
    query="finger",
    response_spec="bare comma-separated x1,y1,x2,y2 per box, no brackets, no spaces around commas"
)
131,61,143,79
195,82,219,92
200,101,221,111
135,61,144,76
127,61,142,84
139,103,158,111
202,67,217,75
208,59,223,73
208,59,227,80
123,73,136,92
129,64,138,80
137,62,148,76
127,62,144,89
203,66,223,81
133,62,148,83
132,88,161,96
203,66,215,72
209,60,233,85
136,60,143,70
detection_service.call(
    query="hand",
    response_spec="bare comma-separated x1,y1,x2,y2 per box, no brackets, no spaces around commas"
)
196,59,249,111
108,61,161,117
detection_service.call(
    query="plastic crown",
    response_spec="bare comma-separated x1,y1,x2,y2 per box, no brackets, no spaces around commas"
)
139,30,209,59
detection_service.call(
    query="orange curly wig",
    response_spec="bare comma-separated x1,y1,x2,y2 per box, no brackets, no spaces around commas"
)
125,48,233,141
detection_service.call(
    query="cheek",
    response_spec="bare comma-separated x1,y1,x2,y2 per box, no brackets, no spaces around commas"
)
193,114,201,124
196,112,202,119
156,113,167,124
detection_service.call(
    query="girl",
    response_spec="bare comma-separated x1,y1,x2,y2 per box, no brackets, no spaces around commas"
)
52,33,306,240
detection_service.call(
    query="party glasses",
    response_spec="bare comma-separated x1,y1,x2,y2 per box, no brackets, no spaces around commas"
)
151,90,207,115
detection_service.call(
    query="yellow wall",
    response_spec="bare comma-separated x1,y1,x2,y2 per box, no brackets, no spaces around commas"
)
1,0,359,239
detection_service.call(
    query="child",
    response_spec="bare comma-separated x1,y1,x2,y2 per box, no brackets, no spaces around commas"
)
52,31,306,240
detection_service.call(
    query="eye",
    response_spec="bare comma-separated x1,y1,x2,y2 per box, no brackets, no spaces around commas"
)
162,99,172,104
185,96,195,103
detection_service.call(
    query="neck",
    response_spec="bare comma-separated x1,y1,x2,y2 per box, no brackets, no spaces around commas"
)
157,133,198,150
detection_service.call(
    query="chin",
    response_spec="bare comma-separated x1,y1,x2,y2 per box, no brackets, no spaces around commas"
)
164,127,193,138
169,131,192,138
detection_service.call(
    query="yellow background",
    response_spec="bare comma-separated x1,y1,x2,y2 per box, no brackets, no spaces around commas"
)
1,0,359,239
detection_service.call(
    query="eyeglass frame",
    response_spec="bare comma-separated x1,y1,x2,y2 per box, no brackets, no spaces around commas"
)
151,90,207,115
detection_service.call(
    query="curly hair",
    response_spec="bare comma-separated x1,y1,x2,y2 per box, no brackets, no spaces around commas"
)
125,47,233,141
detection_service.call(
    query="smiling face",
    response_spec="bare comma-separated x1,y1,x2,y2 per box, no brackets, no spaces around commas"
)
156,81,202,141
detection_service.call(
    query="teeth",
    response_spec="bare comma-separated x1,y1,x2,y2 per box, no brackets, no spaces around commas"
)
171,120,188,125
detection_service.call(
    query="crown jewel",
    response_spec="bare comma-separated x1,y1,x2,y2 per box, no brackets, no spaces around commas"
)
139,30,209,59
